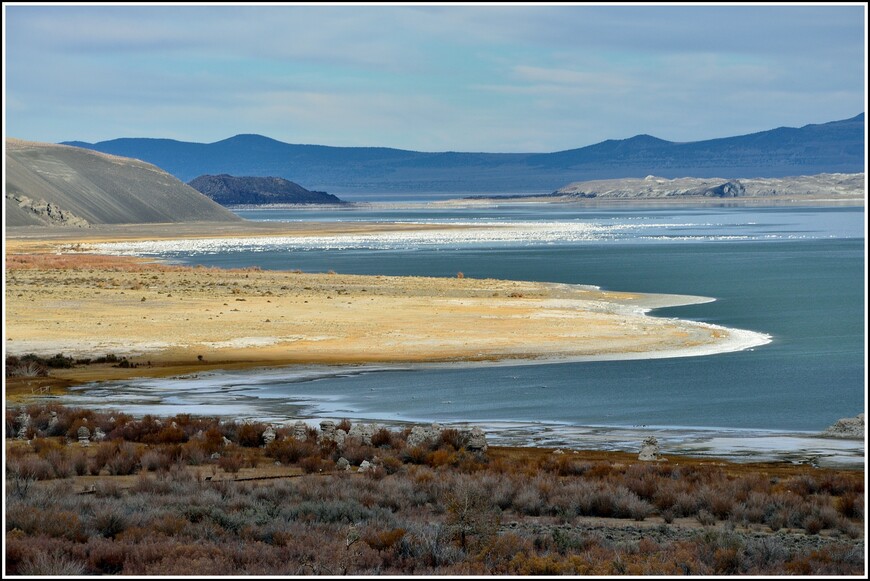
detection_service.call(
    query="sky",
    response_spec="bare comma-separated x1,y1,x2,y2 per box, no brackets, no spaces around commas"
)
3,3,866,152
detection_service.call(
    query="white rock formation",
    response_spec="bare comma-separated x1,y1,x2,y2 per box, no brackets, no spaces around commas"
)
638,436,660,461
823,413,864,439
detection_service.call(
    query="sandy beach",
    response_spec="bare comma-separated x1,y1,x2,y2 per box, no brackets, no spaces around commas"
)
5,226,770,389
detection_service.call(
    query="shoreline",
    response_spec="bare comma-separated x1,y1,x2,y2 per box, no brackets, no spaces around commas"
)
45,365,865,470
6,247,771,374
5,221,856,470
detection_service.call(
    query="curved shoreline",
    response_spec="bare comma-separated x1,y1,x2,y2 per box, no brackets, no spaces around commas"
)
5,258,771,370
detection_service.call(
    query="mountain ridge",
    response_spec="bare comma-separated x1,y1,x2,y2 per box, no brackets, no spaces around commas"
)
62,114,865,195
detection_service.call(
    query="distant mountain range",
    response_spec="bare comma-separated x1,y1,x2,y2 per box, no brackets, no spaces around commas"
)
5,139,240,227
63,114,864,195
188,174,343,206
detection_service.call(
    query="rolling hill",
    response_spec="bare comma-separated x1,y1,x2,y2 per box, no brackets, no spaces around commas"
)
5,139,242,227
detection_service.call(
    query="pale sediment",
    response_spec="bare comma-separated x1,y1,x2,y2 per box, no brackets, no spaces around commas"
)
5,250,771,378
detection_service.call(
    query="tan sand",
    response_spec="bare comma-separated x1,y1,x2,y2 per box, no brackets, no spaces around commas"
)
5,233,769,388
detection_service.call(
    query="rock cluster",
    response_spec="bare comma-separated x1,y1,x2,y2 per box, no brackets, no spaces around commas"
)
318,420,346,447
823,413,864,439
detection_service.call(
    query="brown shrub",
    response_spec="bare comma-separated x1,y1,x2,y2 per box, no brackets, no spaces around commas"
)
7,454,55,482
86,538,127,574
364,527,407,551
371,427,394,448
200,427,226,454
265,438,318,465
835,491,863,519
236,423,265,447
144,424,186,445
381,455,403,475
218,453,244,474
401,446,429,465
300,455,325,474
439,428,466,451
428,449,458,468
106,442,140,475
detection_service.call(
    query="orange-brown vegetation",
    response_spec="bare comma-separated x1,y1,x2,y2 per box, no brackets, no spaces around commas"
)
4,404,865,575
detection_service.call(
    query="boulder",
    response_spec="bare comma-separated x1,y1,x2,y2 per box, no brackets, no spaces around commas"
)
466,426,488,453
348,423,375,445
407,424,443,448
638,436,660,461
318,420,337,445
262,426,276,446
293,420,308,441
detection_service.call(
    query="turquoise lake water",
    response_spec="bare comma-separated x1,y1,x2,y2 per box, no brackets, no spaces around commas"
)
70,205,865,445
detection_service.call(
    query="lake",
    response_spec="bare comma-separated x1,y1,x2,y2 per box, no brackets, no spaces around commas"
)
68,204,866,465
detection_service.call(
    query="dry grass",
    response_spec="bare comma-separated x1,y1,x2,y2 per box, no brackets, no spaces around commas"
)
5,404,864,576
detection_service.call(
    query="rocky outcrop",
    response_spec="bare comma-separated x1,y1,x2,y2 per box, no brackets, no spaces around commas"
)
6,193,91,227
317,420,346,447
77,426,91,447
293,421,309,441
188,174,344,206
638,436,661,461
467,426,488,453
407,424,444,448
262,426,276,446
823,414,864,439
348,423,375,446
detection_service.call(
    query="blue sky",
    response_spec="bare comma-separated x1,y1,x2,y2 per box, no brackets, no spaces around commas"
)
3,4,866,152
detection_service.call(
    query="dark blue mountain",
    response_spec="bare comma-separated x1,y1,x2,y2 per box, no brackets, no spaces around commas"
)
63,114,864,195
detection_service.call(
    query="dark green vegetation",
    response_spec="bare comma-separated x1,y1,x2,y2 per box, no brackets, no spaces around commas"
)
5,354,137,378
188,174,343,206
4,139,241,227
63,114,864,194
5,405,864,575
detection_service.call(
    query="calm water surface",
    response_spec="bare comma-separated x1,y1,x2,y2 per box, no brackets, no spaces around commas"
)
70,205,865,444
